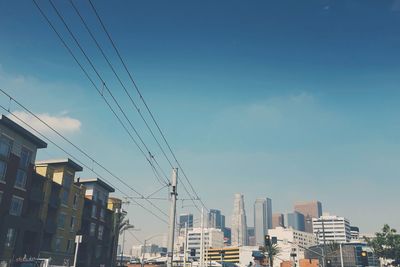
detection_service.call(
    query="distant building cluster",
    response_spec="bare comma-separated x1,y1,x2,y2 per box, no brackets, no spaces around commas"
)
172,193,379,267
0,115,123,267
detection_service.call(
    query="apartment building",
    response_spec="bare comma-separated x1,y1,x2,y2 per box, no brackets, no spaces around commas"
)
75,178,115,267
35,159,86,265
0,115,47,262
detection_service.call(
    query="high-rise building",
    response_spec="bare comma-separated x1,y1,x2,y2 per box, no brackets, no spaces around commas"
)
208,209,225,229
231,193,248,246
312,213,351,244
294,201,322,233
266,198,272,230
287,211,305,231
247,227,256,246
179,213,193,230
254,197,272,246
272,213,285,229
254,198,266,246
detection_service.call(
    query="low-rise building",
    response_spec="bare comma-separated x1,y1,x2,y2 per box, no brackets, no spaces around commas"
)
0,115,47,263
75,178,116,267
35,159,86,266
268,227,318,267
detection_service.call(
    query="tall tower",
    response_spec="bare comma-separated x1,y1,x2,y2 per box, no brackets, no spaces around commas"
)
254,198,267,246
231,193,248,246
294,201,322,233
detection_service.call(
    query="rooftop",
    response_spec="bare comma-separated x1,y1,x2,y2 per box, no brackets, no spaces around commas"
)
76,177,115,193
35,158,83,172
0,115,47,148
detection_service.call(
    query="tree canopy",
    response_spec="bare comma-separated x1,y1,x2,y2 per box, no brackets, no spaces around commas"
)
366,224,400,265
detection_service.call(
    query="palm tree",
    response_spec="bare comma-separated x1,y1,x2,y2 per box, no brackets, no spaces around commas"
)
260,244,281,267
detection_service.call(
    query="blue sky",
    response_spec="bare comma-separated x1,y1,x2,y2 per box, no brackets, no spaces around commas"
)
1,0,400,244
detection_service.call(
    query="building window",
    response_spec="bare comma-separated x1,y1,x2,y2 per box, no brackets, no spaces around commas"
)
0,136,12,158
90,223,96,236
98,225,104,240
73,193,78,209
58,213,66,229
93,190,98,201
9,196,23,216
4,228,16,248
62,172,73,189
61,190,69,206
19,148,31,169
66,239,74,253
0,160,7,182
55,237,62,252
14,169,27,189
0,191,3,205
95,245,102,259
70,216,76,232
100,208,105,221
91,205,97,218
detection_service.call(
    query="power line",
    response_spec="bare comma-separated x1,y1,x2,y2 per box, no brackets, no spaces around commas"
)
87,0,208,212
68,0,175,172
32,0,169,189
0,102,168,224
47,0,170,187
0,88,168,218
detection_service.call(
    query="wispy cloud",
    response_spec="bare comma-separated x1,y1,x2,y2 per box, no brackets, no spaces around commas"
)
11,110,81,135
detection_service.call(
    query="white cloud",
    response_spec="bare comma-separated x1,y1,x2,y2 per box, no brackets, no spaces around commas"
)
11,110,81,135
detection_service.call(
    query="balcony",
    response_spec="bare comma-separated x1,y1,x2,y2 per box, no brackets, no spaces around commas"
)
30,187,44,203
44,218,57,234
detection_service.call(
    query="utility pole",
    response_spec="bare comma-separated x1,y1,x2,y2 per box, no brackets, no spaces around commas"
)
184,222,188,267
167,168,178,267
200,208,204,267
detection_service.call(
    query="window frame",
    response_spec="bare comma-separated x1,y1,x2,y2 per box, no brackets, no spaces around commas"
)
9,195,24,216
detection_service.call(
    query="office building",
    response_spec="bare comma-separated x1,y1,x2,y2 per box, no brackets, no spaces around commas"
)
208,209,225,229
254,198,267,246
268,227,317,267
287,211,305,231
0,115,47,262
312,213,351,244
223,227,231,245
294,201,322,233
186,227,224,260
350,226,360,240
179,213,193,230
231,193,248,246
272,213,285,229
75,178,116,267
247,227,255,246
35,158,86,265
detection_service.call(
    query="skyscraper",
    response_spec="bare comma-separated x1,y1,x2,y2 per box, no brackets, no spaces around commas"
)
179,213,193,231
231,193,248,246
254,198,267,246
266,198,272,229
272,213,285,228
287,211,305,231
294,201,322,233
208,209,225,229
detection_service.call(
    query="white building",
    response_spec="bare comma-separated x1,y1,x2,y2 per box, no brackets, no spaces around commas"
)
312,213,351,244
131,244,162,258
254,198,272,246
231,193,249,246
268,227,318,267
187,227,224,260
